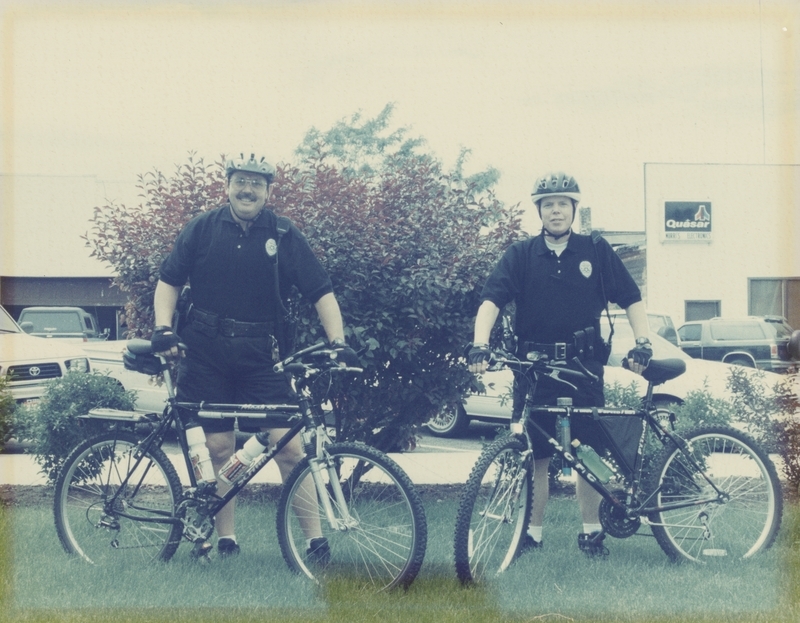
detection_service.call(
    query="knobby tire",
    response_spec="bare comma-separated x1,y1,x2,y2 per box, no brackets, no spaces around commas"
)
453,434,532,584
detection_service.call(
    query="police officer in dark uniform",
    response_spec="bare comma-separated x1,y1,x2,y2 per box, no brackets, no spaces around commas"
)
468,172,653,556
151,153,355,560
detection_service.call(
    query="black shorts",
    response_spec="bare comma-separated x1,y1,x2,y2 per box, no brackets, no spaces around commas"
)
176,324,295,434
512,359,607,460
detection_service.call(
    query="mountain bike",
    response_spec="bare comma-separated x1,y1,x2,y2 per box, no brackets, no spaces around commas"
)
453,348,782,583
53,340,427,591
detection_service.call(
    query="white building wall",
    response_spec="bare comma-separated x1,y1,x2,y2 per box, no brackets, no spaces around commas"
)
1,174,116,277
644,163,799,327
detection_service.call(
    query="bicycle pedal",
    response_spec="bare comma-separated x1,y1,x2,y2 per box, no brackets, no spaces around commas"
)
190,540,214,562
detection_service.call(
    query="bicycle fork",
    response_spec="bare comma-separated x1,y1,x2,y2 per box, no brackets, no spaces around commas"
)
303,429,358,532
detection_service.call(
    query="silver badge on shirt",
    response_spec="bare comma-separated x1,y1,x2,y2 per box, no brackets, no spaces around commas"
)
265,238,278,257
579,261,593,278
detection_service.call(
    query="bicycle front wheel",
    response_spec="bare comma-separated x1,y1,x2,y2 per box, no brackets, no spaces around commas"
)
454,435,532,584
277,442,427,591
54,431,183,564
647,425,782,562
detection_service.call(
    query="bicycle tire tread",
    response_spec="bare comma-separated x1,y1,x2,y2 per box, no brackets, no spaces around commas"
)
453,434,531,584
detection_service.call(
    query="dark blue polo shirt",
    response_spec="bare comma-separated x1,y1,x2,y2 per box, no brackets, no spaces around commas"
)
481,233,641,347
160,205,333,323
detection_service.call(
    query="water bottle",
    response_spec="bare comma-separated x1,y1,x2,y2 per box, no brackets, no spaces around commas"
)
571,439,614,483
186,426,216,484
557,398,572,476
218,432,270,485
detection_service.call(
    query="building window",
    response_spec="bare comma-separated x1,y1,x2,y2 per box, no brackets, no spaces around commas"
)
749,278,800,328
685,300,721,321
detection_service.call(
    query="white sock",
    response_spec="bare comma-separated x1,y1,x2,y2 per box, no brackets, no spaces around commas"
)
583,523,602,535
527,526,543,542
218,535,237,544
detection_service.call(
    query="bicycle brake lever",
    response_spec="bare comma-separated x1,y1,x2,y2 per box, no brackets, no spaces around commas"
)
569,357,600,383
543,369,578,392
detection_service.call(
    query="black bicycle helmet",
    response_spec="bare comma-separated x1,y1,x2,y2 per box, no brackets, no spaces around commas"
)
531,172,581,205
224,153,276,184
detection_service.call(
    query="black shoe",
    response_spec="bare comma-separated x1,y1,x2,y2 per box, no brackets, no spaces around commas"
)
306,537,330,566
578,531,608,557
217,537,240,558
518,534,543,556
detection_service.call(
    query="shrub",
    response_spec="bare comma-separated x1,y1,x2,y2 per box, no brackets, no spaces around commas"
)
716,366,800,495
671,383,735,431
772,370,800,496
725,365,786,451
0,375,14,450
85,105,523,452
778,417,800,499
14,371,137,482
85,155,225,336
604,380,642,409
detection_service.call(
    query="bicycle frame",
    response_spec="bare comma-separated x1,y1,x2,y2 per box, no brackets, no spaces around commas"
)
85,341,351,534
502,353,730,522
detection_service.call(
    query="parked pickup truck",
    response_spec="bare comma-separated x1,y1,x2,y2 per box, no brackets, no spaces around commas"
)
0,305,90,404
18,306,108,343
676,316,794,372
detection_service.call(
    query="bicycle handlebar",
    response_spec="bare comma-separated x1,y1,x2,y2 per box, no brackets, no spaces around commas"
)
487,349,600,385
273,341,363,376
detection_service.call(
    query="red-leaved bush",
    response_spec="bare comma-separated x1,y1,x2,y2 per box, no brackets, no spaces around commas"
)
85,106,524,450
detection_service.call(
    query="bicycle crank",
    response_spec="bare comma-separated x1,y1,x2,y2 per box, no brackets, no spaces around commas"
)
599,490,641,538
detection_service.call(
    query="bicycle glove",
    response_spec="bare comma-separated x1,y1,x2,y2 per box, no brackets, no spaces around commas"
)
330,339,360,367
626,340,653,368
151,325,180,354
467,343,492,367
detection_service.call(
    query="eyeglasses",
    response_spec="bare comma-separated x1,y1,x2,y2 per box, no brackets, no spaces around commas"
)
231,177,268,190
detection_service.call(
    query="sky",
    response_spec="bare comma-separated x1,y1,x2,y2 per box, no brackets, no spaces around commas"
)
2,0,799,245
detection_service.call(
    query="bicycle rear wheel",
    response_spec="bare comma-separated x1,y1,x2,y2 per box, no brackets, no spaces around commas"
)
54,431,183,564
647,425,782,562
454,435,532,583
277,441,427,591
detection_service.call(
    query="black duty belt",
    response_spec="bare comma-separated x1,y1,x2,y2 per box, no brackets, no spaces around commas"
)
522,326,598,362
523,342,577,361
189,308,275,338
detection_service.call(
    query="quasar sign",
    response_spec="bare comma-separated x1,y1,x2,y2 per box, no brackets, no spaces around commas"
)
663,201,712,241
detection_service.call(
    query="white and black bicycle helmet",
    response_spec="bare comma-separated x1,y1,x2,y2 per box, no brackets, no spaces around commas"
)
224,153,276,184
530,172,581,206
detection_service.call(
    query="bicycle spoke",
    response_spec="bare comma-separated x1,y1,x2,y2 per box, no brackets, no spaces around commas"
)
648,426,782,562
454,436,531,583
54,432,183,565
277,442,426,591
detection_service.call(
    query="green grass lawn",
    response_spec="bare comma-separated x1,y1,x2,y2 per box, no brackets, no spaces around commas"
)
2,488,799,623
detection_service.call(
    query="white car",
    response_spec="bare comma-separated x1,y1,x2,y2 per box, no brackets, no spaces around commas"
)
0,305,90,404
82,340,169,414
426,318,784,437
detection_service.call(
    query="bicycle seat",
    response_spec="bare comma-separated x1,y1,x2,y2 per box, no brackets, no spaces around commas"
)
640,358,686,385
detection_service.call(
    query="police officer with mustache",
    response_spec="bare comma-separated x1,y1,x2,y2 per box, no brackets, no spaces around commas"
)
152,153,356,561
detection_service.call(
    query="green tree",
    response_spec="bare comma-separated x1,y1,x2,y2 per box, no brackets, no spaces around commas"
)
86,105,523,451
